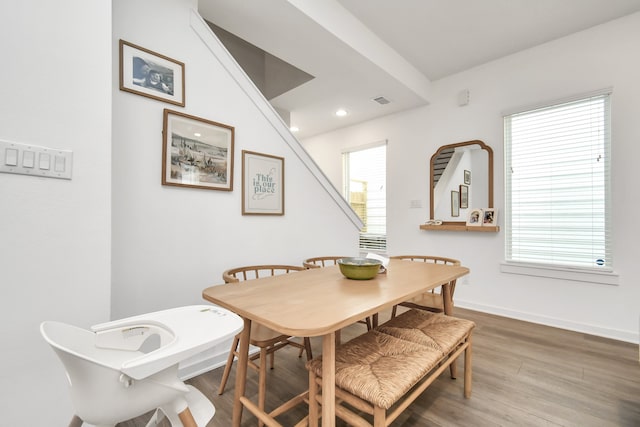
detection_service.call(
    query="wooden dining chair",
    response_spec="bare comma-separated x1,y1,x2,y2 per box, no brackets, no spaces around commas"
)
389,255,461,318
303,256,373,330
218,264,312,426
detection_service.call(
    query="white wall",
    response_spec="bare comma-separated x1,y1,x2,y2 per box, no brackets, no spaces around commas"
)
0,1,112,425
112,0,359,321
303,12,640,343
0,0,359,425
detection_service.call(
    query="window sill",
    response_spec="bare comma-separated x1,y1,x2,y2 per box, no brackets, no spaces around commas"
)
500,262,618,285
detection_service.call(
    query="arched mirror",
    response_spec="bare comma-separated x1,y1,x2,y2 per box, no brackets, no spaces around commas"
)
429,140,494,225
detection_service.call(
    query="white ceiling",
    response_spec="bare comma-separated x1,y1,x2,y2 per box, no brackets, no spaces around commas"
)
199,0,640,139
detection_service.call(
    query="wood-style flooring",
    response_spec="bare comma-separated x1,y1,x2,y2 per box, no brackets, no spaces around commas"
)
117,307,640,426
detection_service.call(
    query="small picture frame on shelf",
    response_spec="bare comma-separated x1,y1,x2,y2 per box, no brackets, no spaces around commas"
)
466,208,483,226
483,208,497,226
451,191,460,217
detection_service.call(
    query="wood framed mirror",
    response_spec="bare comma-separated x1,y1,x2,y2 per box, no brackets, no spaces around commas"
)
428,140,494,228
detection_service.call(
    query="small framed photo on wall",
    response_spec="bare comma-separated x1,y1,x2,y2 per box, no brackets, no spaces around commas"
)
119,39,185,106
451,191,460,217
459,184,469,209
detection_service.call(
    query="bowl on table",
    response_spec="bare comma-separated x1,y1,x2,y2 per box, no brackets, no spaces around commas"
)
337,257,383,280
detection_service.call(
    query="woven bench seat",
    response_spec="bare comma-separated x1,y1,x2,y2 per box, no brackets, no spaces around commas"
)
305,309,475,426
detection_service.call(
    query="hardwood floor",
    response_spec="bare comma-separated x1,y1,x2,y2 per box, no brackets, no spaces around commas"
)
117,307,640,426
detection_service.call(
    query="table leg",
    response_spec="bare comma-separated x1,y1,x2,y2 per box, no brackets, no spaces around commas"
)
321,332,336,427
442,283,453,315
232,317,252,427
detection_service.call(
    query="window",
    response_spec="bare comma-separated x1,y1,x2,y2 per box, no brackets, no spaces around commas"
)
343,142,387,252
504,91,611,273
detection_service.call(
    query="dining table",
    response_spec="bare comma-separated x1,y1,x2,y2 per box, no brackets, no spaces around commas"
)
202,258,470,427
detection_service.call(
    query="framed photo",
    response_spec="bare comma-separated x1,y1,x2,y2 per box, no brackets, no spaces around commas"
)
464,170,471,185
451,191,459,217
162,109,234,191
459,184,469,209
467,208,483,226
119,39,185,106
242,150,284,215
483,208,497,226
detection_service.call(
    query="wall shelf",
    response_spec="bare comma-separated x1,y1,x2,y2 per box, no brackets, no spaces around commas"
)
420,224,500,232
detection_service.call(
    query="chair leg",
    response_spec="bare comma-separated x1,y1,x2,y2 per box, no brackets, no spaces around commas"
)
365,317,372,330
177,407,198,427
218,335,240,395
68,415,83,427
303,337,313,360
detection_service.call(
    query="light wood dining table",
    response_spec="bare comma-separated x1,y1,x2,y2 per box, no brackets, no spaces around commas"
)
202,258,469,427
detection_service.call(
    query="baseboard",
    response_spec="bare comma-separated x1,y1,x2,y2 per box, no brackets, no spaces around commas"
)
456,300,638,344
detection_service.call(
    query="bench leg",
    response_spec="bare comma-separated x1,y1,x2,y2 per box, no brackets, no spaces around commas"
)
373,406,386,427
308,370,319,427
464,335,473,398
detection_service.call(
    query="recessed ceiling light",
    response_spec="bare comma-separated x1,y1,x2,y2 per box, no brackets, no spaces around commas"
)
335,109,348,117
194,132,201,137
290,126,299,132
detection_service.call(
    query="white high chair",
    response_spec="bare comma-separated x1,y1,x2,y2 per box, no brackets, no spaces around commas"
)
41,305,243,427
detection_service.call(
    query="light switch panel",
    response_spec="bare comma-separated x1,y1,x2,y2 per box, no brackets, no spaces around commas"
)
23,150,35,168
0,139,72,179
5,148,18,166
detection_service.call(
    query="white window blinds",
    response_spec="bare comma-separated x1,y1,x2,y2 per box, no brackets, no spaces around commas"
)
504,92,611,270
343,142,387,252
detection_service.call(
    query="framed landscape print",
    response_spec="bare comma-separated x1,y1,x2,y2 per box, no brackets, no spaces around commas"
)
161,109,234,191
119,39,185,106
242,150,284,215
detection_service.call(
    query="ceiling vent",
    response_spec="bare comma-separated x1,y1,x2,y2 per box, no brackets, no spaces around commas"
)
372,96,391,105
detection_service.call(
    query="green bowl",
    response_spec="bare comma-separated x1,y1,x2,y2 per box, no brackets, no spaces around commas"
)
337,257,382,280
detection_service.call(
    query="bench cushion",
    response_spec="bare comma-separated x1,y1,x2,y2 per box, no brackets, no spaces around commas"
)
377,309,475,353
306,330,444,409
306,310,475,410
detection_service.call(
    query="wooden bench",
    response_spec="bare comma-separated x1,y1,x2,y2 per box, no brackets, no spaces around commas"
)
305,309,475,427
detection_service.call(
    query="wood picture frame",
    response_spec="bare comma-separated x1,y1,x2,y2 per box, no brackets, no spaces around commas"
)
451,190,460,217
161,109,234,191
467,208,483,226
242,150,284,215
119,39,185,106
483,208,497,226
459,184,469,209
